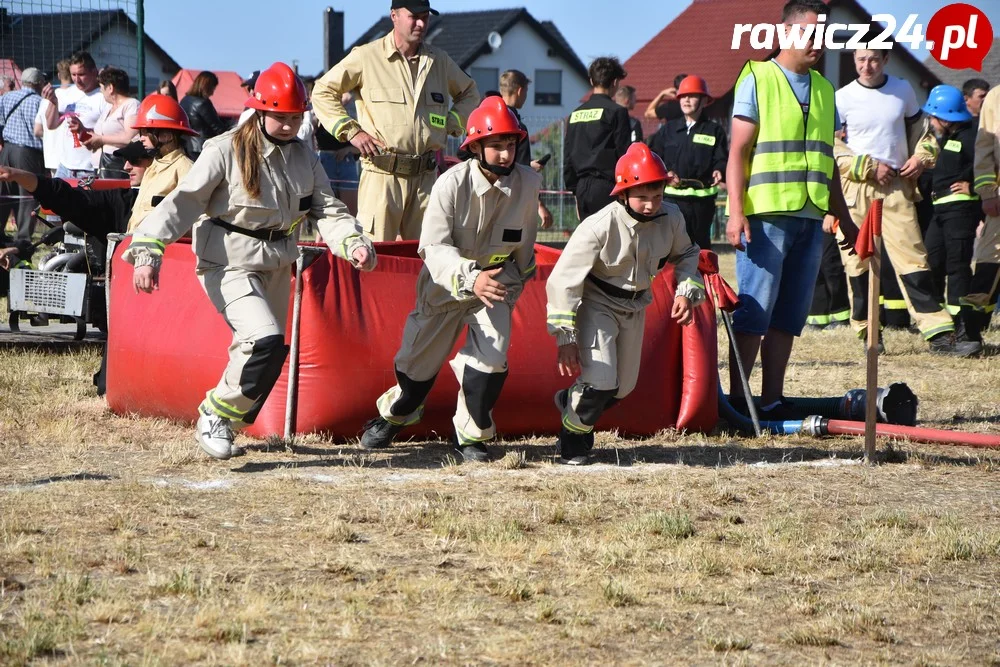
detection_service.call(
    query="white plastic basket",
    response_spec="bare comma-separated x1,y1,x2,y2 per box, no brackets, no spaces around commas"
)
9,269,88,317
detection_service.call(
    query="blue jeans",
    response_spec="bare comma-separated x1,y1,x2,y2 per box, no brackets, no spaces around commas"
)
318,151,359,192
732,215,825,336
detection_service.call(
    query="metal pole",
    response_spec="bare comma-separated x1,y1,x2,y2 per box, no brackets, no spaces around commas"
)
136,0,146,96
721,310,762,437
284,253,306,439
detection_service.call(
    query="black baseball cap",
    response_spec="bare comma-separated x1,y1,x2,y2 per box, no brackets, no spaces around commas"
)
114,141,153,164
391,0,438,15
241,70,260,89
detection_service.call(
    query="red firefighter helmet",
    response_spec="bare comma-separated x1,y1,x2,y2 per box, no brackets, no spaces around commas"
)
610,142,670,196
131,94,198,135
460,96,527,150
676,75,714,104
245,62,310,113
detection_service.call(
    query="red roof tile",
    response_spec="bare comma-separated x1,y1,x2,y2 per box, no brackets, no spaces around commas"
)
624,0,788,106
172,69,247,120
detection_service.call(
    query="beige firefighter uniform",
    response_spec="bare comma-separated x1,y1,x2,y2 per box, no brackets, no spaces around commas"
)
546,200,704,435
834,124,956,340
312,31,480,242
123,127,374,425
970,86,1000,315
126,147,192,232
374,159,542,445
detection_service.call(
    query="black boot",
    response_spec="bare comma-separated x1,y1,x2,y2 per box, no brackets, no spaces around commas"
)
556,426,591,466
959,306,984,343
452,434,491,462
928,331,981,357
360,417,404,450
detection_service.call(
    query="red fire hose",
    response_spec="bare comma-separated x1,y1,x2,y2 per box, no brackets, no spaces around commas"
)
823,419,1000,449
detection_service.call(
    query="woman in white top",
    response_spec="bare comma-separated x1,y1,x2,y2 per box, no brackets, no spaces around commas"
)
84,67,139,175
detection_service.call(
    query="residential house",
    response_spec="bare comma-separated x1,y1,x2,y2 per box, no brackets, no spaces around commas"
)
625,0,943,135
923,40,1000,90
0,7,180,96
343,8,590,136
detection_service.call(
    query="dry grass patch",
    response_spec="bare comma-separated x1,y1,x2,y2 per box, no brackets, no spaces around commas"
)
0,253,998,662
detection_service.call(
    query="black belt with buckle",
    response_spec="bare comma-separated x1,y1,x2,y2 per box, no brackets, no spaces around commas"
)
369,151,437,177
587,273,648,300
211,218,291,242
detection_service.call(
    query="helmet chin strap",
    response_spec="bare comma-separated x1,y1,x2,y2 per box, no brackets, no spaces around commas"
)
477,154,514,177
623,199,668,223
258,114,296,146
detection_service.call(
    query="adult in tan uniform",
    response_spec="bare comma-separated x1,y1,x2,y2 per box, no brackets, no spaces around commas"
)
546,143,703,465
970,85,1000,335
125,63,377,461
126,93,196,231
311,0,479,241
359,97,541,462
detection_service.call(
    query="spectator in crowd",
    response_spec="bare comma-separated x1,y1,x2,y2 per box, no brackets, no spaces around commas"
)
358,97,539,462
654,75,728,250
43,51,104,178
564,56,630,219
55,60,71,88
835,47,977,355
0,67,45,241
34,60,72,174
158,80,178,101
125,63,375,461
84,67,139,175
963,78,989,120
180,70,229,159
241,71,259,98
297,76,318,151
614,85,643,143
644,73,686,124
312,0,479,241
497,70,554,229
0,76,14,95
725,0,859,419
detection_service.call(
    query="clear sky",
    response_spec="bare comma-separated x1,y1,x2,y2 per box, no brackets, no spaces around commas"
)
145,1,999,78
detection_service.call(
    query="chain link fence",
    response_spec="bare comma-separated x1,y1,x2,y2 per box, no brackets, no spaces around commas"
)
0,0,143,93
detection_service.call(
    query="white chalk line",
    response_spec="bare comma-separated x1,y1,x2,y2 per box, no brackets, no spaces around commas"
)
0,457,867,493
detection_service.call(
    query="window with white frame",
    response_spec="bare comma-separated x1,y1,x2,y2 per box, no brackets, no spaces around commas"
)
534,69,562,106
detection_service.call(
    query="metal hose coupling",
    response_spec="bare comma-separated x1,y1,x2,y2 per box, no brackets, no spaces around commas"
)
801,415,829,437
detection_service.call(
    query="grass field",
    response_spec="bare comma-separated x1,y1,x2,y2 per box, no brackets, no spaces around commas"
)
1,256,999,665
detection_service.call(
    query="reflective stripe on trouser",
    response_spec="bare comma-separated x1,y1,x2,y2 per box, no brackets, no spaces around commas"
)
377,301,512,442
961,215,1000,311
197,266,290,422
356,167,436,242
837,184,954,339
808,233,850,324
561,299,645,434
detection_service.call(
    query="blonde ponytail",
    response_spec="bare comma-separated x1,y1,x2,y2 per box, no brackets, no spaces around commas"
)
233,115,264,200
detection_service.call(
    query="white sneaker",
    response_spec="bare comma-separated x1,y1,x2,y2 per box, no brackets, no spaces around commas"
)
196,411,234,460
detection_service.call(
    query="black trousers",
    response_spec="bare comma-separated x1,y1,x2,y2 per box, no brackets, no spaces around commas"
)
809,233,850,325
0,143,45,241
573,176,615,220
666,195,716,250
924,200,980,311
880,247,912,329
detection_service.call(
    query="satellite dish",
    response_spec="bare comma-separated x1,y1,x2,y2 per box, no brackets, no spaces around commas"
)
487,31,503,51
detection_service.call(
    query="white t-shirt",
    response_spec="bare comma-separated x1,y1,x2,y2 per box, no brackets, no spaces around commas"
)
35,100,60,171
836,76,920,170
57,86,105,170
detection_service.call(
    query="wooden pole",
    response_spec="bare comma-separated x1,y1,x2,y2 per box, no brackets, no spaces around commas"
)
864,201,883,463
